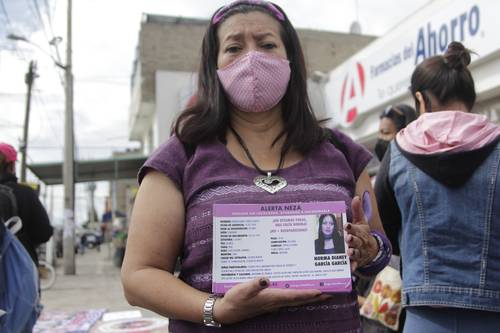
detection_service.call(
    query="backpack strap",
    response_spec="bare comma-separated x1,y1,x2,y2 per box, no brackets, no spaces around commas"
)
0,183,18,220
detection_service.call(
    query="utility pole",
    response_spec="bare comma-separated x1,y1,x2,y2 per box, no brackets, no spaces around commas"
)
87,182,96,228
62,0,75,275
19,60,37,183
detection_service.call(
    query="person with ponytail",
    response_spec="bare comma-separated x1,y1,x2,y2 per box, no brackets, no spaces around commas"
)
375,41,500,332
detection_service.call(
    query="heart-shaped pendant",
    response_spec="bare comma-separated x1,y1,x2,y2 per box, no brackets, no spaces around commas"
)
254,173,287,194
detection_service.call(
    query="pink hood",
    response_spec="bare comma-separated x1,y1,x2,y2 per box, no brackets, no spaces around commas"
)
396,111,500,155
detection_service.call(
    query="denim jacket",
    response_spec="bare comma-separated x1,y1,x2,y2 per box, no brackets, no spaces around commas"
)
386,140,500,311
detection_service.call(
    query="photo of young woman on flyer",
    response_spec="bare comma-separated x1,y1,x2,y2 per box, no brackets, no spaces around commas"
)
315,214,345,255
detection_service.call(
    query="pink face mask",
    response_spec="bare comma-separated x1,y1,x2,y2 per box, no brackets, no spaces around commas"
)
217,51,291,113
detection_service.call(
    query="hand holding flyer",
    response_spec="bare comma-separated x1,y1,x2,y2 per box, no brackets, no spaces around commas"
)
212,276,329,325
212,201,352,294
345,196,379,271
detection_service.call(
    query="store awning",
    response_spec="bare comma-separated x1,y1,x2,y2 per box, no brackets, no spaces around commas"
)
27,156,147,185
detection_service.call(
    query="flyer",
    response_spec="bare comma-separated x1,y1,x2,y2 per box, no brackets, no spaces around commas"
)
212,201,352,294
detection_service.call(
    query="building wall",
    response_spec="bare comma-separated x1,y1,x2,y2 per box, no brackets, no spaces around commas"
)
324,0,500,147
129,14,376,145
155,71,198,146
138,16,207,105
137,15,374,106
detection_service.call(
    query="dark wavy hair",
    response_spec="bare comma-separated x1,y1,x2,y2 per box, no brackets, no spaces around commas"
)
317,214,337,243
173,1,326,155
410,41,476,112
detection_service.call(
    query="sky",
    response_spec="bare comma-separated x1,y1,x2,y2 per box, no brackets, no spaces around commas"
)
0,0,429,225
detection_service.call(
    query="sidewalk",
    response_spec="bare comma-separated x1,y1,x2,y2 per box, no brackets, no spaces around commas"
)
39,244,168,331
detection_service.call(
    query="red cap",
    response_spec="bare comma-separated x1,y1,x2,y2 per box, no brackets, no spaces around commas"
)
0,143,17,163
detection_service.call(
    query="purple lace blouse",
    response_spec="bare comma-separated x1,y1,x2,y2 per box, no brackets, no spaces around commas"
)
138,129,372,333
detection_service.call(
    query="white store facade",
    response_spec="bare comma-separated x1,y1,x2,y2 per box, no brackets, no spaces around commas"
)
324,0,500,147
129,1,500,155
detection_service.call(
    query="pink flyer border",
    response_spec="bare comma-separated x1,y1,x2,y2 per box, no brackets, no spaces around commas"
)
213,201,346,217
212,278,352,294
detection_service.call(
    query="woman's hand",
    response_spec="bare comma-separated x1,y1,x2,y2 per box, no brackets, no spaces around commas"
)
345,196,379,272
213,277,330,325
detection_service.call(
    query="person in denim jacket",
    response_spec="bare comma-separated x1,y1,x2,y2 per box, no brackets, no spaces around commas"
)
375,41,500,333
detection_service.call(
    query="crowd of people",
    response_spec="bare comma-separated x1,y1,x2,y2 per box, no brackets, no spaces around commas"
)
121,1,500,333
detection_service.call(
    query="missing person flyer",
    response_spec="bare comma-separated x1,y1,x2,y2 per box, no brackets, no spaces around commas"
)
212,201,351,294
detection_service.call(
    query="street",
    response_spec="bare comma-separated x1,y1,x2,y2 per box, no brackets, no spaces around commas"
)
36,245,169,332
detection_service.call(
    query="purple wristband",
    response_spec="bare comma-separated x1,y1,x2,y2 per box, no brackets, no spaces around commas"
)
356,230,392,276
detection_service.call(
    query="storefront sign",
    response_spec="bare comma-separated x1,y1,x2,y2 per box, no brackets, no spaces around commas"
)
325,0,499,128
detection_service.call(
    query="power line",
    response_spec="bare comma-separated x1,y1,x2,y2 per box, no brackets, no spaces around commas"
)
11,44,65,86
8,45,30,62
24,0,65,77
28,0,51,45
33,89,64,124
0,0,12,26
50,0,58,25
43,0,64,67
32,92,64,146
43,0,56,38
0,1,29,60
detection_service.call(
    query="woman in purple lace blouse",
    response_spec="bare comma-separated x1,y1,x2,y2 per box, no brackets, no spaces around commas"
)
121,1,390,332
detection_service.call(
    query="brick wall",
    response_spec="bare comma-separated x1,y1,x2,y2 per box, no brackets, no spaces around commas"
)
137,15,375,104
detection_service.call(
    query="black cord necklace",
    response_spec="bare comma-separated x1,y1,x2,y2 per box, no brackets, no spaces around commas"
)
230,126,288,194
